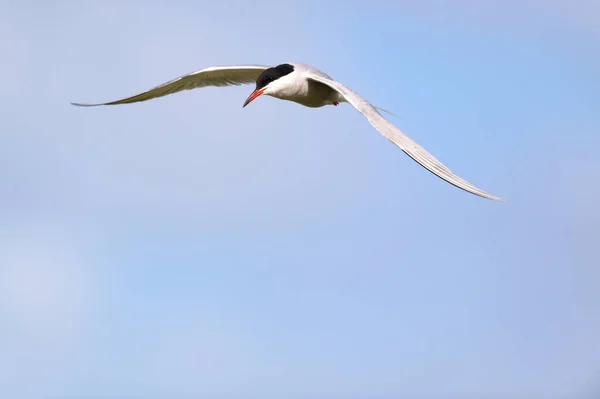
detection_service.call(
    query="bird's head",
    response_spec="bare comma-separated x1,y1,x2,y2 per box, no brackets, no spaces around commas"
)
242,63,295,107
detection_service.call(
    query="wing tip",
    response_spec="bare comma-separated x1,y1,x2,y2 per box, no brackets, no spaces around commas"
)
491,196,508,203
71,102,104,107
480,192,508,203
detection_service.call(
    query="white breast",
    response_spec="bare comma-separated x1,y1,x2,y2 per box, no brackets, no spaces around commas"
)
264,64,342,108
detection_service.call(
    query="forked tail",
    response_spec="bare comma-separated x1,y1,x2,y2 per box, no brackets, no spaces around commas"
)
375,106,401,120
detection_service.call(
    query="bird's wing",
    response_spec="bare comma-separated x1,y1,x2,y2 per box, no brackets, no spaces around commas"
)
71,65,269,107
306,73,506,202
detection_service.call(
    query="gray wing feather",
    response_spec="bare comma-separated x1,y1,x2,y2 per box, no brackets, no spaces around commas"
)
71,65,269,107
307,74,506,202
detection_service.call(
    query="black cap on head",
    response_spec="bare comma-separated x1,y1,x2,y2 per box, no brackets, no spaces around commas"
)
255,63,294,90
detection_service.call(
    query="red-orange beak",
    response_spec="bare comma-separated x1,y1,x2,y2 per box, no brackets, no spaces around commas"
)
242,88,265,108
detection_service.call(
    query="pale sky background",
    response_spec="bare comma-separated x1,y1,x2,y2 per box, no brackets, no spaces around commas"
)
1,1,599,398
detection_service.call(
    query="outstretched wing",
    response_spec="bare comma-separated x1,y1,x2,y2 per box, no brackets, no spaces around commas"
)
71,65,269,107
307,73,506,202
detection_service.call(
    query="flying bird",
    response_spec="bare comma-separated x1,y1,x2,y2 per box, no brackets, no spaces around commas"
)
72,62,506,202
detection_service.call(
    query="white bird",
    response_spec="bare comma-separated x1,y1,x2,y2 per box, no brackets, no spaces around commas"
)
72,62,506,202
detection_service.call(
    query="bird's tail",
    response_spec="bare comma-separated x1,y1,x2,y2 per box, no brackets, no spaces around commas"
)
375,106,402,120
338,98,401,120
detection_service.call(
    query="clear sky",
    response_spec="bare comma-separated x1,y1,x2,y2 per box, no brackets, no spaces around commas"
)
1,1,599,398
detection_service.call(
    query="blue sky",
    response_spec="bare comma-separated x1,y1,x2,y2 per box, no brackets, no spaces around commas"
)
1,1,599,398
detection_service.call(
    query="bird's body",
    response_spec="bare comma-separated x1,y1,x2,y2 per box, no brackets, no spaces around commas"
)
72,62,506,202
273,75,341,108
259,63,343,108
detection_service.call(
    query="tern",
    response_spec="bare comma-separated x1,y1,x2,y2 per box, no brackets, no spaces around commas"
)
72,62,505,202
